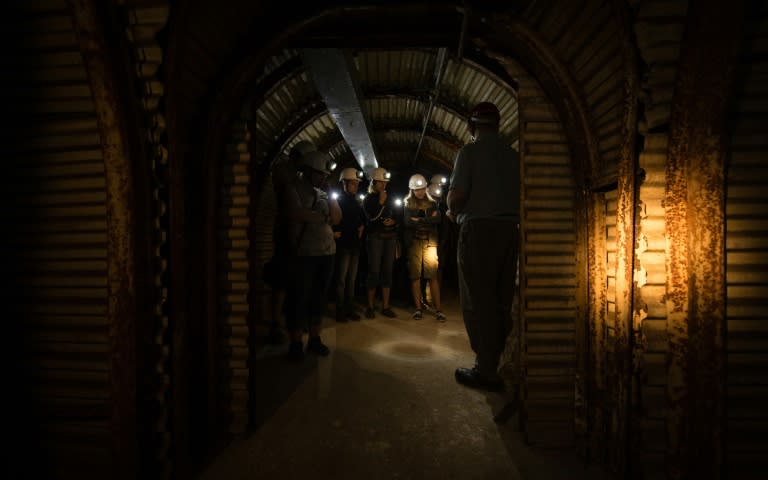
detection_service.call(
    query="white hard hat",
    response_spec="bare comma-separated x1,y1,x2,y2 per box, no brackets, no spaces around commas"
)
427,183,442,197
408,174,427,190
340,167,363,182
430,174,448,185
300,151,333,174
369,167,391,182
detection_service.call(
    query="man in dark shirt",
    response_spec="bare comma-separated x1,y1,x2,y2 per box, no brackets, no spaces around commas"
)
447,102,520,393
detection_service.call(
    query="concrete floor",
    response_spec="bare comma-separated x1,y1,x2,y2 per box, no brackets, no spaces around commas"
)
198,294,613,480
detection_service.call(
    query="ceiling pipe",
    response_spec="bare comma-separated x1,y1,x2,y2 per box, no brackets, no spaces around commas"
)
300,48,379,174
412,47,448,168
412,2,470,168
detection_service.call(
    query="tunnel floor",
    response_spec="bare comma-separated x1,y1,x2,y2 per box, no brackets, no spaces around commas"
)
198,293,612,480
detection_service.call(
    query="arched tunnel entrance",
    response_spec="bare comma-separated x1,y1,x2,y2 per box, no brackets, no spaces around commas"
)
201,3,596,473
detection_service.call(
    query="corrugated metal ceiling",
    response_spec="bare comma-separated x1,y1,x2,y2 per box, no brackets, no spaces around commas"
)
251,47,518,179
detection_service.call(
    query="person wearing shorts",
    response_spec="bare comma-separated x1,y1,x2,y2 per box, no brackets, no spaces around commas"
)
403,174,445,321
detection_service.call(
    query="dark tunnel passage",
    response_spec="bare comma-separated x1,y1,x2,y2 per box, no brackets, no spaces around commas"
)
5,1,767,479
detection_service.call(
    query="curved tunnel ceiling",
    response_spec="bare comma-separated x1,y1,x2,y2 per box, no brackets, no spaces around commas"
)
247,47,518,183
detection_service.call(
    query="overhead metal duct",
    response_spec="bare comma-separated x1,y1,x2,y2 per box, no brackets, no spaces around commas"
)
300,48,379,174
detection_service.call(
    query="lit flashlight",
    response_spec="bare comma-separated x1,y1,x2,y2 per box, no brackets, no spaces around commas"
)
331,191,339,200
394,198,402,207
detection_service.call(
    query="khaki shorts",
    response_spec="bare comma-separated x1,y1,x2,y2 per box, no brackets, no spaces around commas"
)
406,238,438,280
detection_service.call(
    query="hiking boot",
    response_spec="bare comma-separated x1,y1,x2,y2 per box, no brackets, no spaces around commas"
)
412,309,423,320
435,311,447,322
365,307,375,319
287,340,304,362
454,366,504,392
347,310,361,321
306,336,330,356
336,307,348,323
381,307,396,318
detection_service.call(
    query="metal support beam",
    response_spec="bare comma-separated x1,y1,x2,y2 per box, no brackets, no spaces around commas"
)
300,49,379,174
413,48,448,167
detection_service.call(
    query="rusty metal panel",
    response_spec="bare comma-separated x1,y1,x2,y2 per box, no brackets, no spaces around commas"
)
726,5,768,476
518,77,577,447
630,1,690,476
634,133,669,479
664,0,743,476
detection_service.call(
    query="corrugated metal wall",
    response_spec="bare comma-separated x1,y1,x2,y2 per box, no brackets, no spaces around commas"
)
517,75,577,446
632,1,688,478
525,0,624,177
218,117,253,435
602,188,620,459
124,3,173,476
725,3,768,476
634,133,669,479
8,1,110,475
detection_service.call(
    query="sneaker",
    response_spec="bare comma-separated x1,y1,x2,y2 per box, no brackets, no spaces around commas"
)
306,336,330,356
287,340,304,362
365,307,375,319
435,311,446,322
454,366,504,392
347,311,361,321
412,309,423,320
381,307,396,318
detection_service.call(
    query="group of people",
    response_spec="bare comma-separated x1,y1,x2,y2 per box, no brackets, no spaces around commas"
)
266,100,521,397
360,168,449,322
266,141,451,361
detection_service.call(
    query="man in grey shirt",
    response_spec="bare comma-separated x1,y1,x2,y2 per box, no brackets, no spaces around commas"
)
447,102,520,392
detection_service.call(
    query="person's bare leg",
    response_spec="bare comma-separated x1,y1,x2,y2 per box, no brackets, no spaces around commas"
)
382,287,391,308
429,278,441,311
367,287,376,309
410,279,422,310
